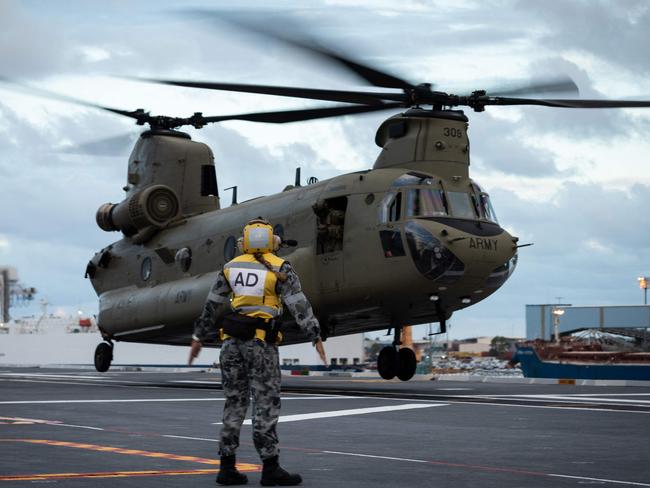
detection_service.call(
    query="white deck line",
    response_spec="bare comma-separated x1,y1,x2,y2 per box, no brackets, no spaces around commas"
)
512,395,650,404
548,473,650,487
213,403,446,425
322,450,650,487
0,396,360,405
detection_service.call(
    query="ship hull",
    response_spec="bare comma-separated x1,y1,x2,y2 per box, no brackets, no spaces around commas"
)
513,346,650,381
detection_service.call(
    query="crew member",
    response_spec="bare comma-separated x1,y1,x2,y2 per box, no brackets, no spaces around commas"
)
189,217,325,486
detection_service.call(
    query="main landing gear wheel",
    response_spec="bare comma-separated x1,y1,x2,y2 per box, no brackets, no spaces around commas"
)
377,346,417,381
397,347,417,381
378,346,398,380
94,342,113,372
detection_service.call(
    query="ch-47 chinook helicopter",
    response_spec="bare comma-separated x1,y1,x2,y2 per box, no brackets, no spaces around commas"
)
10,24,650,381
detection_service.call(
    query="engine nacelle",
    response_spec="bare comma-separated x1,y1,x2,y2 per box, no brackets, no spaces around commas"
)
96,184,180,237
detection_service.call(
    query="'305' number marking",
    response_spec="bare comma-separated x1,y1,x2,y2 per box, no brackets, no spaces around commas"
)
443,127,462,138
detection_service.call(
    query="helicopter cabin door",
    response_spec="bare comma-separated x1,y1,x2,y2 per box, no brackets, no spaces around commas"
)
314,196,347,293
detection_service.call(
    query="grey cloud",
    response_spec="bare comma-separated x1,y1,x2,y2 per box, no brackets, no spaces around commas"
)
468,114,562,177
0,105,127,248
0,2,73,78
516,0,650,74
198,124,339,202
512,57,643,139
492,182,650,257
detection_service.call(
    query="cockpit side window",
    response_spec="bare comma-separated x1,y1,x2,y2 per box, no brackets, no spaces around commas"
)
470,182,498,223
388,193,401,221
479,193,498,223
446,191,477,220
378,192,402,223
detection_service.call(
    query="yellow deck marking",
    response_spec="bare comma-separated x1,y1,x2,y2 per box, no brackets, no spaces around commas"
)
0,416,59,425
0,468,220,481
0,439,260,479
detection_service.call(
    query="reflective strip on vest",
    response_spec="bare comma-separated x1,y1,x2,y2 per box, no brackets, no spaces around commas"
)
223,253,285,320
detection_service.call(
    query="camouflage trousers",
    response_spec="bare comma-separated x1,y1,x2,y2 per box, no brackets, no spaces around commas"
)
218,337,281,460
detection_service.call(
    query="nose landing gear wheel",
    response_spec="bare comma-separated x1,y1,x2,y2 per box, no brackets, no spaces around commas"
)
377,346,398,380
94,342,113,372
397,347,417,381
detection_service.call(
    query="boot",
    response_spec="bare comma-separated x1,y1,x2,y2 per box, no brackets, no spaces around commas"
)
216,454,248,485
260,456,302,486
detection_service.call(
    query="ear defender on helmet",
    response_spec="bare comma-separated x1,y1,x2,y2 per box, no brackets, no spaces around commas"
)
242,218,274,254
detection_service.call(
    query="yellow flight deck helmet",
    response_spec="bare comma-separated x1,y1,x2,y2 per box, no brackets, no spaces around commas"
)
242,217,280,254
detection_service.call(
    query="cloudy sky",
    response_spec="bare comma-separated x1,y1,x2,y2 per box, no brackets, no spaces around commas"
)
1,0,649,341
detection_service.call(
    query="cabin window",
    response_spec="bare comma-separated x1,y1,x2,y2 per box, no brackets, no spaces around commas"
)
406,188,447,217
141,257,152,281
175,247,192,272
447,191,477,219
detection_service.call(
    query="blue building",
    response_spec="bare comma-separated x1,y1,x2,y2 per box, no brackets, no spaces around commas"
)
526,304,650,340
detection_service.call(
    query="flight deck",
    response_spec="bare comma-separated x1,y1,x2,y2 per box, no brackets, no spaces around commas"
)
0,367,648,487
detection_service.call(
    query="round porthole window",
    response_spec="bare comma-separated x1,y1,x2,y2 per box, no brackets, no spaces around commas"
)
141,257,152,281
175,247,192,272
224,236,236,261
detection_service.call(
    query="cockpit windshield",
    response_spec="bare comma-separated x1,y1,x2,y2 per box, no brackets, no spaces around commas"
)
406,188,447,217
383,173,499,223
446,191,477,220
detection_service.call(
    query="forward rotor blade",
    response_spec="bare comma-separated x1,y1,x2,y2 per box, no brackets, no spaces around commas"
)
190,10,415,90
202,102,403,124
487,75,579,97
136,78,407,105
485,97,650,109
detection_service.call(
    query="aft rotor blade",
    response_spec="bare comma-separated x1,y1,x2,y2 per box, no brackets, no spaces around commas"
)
138,78,407,105
0,78,150,123
484,97,650,109
488,75,579,97
202,102,403,124
59,132,136,156
191,10,415,90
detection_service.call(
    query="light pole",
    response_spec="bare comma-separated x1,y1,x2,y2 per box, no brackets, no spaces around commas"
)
552,307,565,344
638,277,648,305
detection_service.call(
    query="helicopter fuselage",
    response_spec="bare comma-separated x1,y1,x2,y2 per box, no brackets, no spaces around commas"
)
89,164,517,347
